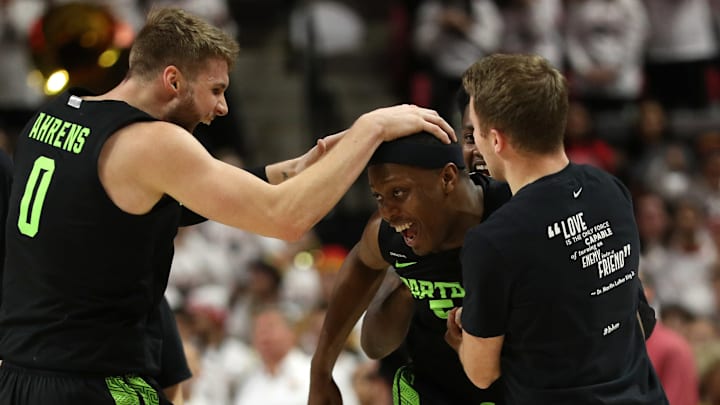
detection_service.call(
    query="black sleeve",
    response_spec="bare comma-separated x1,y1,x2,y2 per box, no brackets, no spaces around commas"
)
178,165,269,227
637,282,656,340
460,226,511,338
156,297,192,388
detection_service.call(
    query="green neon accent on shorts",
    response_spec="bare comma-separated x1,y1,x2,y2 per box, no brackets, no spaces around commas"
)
18,156,55,237
395,261,418,268
392,366,419,405
480,402,496,405
105,376,159,405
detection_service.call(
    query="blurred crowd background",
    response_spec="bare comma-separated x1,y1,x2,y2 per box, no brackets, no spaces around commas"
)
4,0,720,404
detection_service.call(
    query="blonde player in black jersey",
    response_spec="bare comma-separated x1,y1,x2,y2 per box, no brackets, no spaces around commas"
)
0,7,455,405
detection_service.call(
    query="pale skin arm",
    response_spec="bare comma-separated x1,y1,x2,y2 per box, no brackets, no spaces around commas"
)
361,268,414,359
264,131,345,184
445,307,503,389
99,105,455,241
309,213,389,405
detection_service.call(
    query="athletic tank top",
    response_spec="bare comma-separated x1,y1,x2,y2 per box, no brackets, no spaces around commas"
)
1,89,181,376
377,174,509,403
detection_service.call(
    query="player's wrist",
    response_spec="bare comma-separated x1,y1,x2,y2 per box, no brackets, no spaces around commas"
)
352,113,385,146
310,357,335,378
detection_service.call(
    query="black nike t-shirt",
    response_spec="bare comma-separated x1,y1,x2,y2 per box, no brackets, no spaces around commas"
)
378,173,511,404
461,163,668,404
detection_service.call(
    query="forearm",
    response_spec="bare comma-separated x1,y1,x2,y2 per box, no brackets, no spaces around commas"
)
361,270,413,359
274,119,383,239
458,331,503,389
311,248,386,374
264,159,299,185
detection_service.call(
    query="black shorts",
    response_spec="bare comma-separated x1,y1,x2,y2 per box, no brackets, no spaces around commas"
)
392,365,501,405
0,362,172,405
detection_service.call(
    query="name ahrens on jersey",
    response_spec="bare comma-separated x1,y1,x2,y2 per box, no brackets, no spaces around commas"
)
27,112,90,154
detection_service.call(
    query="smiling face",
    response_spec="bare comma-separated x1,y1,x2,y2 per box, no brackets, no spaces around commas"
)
166,58,229,133
368,163,455,256
461,104,488,175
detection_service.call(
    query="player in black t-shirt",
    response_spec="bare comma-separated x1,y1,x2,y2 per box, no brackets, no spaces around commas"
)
446,54,668,404
309,131,511,405
0,7,455,405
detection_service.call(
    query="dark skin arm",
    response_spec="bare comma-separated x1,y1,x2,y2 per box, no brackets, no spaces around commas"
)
361,269,414,359
309,212,389,405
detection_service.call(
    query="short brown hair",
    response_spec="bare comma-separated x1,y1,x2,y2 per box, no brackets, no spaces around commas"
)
128,8,239,80
462,54,568,154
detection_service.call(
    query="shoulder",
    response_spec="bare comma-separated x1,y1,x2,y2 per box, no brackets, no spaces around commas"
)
472,173,512,218
357,211,391,270
463,221,501,255
105,121,210,173
573,164,633,204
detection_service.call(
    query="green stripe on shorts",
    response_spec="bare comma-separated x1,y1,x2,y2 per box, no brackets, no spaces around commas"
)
105,376,159,405
392,366,420,405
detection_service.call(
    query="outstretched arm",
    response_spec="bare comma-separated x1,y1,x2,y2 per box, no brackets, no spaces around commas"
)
263,131,344,184
104,105,454,241
361,269,414,359
309,213,389,405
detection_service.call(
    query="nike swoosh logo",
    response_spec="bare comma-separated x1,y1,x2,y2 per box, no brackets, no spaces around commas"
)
573,187,583,199
395,261,418,268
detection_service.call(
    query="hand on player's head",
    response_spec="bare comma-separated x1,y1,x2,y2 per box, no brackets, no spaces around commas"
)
362,104,456,144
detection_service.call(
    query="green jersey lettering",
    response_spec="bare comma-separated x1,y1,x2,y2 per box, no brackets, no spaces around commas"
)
38,114,54,142
73,127,90,153
53,121,71,148
28,113,45,140
45,116,63,144
18,156,55,237
399,276,466,319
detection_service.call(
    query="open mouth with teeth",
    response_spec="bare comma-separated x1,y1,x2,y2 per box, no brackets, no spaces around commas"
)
472,157,489,176
394,222,419,247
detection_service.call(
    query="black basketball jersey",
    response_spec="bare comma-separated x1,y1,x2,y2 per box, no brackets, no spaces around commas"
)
0,150,12,299
377,174,510,403
0,89,182,376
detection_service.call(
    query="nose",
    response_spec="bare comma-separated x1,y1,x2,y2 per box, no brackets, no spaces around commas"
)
216,95,229,117
378,201,400,221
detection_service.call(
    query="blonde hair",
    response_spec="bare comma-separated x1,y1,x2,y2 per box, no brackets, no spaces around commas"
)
128,7,239,80
462,54,568,154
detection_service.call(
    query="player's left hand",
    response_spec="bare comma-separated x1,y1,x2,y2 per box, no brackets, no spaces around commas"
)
295,131,345,174
445,306,463,352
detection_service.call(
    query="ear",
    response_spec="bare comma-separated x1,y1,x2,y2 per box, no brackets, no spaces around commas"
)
490,128,506,155
441,163,459,194
162,65,181,94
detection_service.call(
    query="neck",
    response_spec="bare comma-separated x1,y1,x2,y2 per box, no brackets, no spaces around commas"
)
505,148,569,195
439,178,484,250
91,77,170,120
